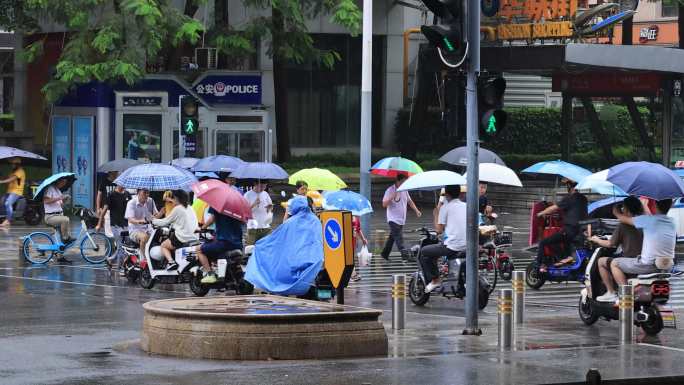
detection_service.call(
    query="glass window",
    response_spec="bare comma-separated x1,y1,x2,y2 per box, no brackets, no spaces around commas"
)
214,130,264,161
215,131,239,157
662,0,678,17
123,114,162,162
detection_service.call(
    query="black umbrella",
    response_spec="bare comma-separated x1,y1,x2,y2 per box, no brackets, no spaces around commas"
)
439,146,505,167
97,158,143,173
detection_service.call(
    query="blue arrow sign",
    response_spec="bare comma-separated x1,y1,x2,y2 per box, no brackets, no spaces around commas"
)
324,219,342,250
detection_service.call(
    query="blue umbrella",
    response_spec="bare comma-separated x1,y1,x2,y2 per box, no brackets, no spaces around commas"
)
195,171,219,179
171,157,199,170
114,163,198,191
192,155,245,173
33,172,76,199
576,169,627,196
231,162,288,180
0,146,47,161
322,190,373,216
608,161,684,200
522,160,592,183
588,196,626,215
673,169,684,178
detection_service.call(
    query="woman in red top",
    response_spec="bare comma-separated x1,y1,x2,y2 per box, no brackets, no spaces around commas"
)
351,216,368,281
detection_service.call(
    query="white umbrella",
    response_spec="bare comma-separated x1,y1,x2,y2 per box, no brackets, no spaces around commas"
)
463,163,523,187
397,170,466,191
576,169,627,196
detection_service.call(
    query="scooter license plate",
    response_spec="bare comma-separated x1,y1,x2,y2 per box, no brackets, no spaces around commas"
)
317,289,332,300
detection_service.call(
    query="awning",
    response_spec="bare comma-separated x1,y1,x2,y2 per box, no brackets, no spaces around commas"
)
565,43,684,74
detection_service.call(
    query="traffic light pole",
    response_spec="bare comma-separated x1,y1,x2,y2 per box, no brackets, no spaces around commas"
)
463,0,481,335
178,95,185,158
359,0,373,239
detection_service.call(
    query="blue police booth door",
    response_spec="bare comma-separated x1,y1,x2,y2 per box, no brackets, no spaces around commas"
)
324,219,342,250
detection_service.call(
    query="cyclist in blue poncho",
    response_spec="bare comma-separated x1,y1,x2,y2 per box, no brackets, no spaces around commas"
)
244,196,324,296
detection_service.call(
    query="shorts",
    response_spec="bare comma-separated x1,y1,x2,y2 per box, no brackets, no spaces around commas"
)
168,233,185,249
130,231,149,243
200,240,235,258
614,257,659,275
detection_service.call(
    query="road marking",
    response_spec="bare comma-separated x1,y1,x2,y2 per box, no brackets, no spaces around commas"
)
639,343,684,353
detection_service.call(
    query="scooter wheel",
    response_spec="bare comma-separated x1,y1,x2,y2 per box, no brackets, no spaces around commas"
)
478,285,490,310
641,306,664,336
525,262,546,290
139,266,156,289
189,273,210,297
236,279,254,295
408,275,430,306
578,296,598,326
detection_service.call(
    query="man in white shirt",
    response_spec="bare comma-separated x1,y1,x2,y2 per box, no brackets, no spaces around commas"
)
244,181,273,245
602,198,676,302
43,178,74,263
419,185,467,293
125,189,157,259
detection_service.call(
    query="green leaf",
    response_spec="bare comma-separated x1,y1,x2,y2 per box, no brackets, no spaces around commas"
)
173,19,203,46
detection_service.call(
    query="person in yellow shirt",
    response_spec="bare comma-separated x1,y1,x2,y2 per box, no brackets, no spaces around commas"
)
0,158,25,227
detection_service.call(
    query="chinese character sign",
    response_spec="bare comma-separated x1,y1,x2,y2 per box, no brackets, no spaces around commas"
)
498,0,578,22
193,75,262,105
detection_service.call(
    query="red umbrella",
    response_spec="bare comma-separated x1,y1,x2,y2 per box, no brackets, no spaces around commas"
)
191,179,252,222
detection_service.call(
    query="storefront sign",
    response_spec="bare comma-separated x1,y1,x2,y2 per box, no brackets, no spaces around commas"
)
552,72,662,96
497,22,573,40
72,116,94,209
639,25,659,43
193,74,262,105
499,0,577,22
52,117,71,174
122,96,162,107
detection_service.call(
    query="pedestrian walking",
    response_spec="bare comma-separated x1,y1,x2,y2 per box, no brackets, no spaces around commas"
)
244,180,273,245
96,184,131,270
0,157,25,227
380,174,421,261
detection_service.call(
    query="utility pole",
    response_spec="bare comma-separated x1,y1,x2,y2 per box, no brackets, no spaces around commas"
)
359,0,373,238
463,0,481,334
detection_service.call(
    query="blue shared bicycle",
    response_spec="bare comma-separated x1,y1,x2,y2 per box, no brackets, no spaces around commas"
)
22,208,112,264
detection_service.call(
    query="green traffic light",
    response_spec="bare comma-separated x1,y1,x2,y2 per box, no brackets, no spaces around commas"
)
442,37,455,51
486,115,497,133
185,120,195,134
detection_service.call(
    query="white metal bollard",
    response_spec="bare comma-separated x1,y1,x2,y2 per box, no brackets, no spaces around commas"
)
498,288,513,351
619,284,634,345
392,274,406,330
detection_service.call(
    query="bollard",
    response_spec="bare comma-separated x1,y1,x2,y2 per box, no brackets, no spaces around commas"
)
512,270,525,325
498,288,513,351
392,274,406,330
619,284,634,345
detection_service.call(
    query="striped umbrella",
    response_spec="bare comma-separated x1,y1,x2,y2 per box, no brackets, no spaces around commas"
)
114,163,198,191
370,156,423,177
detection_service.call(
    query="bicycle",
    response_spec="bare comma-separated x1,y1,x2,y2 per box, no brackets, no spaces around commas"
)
22,208,112,264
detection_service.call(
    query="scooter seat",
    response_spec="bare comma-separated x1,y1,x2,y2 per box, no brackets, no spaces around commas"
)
636,272,671,279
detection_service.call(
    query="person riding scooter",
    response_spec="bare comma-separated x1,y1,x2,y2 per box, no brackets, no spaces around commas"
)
535,178,588,271
589,196,643,302
151,190,199,271
196,207,244,284
420,184,466,293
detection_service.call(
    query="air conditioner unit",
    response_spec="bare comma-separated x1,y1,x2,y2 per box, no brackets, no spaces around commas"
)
195,48,218,70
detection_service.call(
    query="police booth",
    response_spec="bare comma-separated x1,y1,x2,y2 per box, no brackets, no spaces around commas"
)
52,72,272,209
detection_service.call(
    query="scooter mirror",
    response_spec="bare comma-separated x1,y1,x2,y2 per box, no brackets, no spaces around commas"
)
280,190,286,198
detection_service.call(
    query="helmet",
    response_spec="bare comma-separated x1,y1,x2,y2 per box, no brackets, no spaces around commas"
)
149,246,164,261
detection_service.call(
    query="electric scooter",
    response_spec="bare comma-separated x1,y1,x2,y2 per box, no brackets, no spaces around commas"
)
188,241,255,297
138,226,203,289
408,228,491,309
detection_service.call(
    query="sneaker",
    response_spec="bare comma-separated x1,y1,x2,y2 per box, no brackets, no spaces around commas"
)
201,273,218,284
62,238,76,245
425,281,441,293
351,273,361,282
166,262,179,271
381,254,389,261
596,292,618,302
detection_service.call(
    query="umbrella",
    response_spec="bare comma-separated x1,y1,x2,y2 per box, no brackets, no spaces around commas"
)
588,196,626,216
195,171,219,179
439,146,505,167
674,169,684,178
289,168,347,191
97,158,142,173
33,172,76,199
397,170,466,191
370,156,423,177
231,162,288,180
463,163,522,187
191,179,251,222
114,163,198,191
171,157,199,170
322,190,373,216
607,161,684,200
576,169,628,196
192,155,245,173
522,160,592,183
0,146,47,161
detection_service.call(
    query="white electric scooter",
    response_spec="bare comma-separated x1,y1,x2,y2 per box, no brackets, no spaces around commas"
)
138,226,203,289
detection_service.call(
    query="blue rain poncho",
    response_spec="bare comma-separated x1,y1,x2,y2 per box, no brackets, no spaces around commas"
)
244,197,323,295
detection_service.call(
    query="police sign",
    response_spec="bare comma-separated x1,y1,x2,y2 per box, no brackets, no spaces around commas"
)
193,74,262,105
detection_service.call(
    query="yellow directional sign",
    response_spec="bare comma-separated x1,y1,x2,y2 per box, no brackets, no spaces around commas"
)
320,210,354,288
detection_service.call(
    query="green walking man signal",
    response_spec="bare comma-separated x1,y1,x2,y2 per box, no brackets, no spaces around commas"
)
486,115,497,134
184,119,196,134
